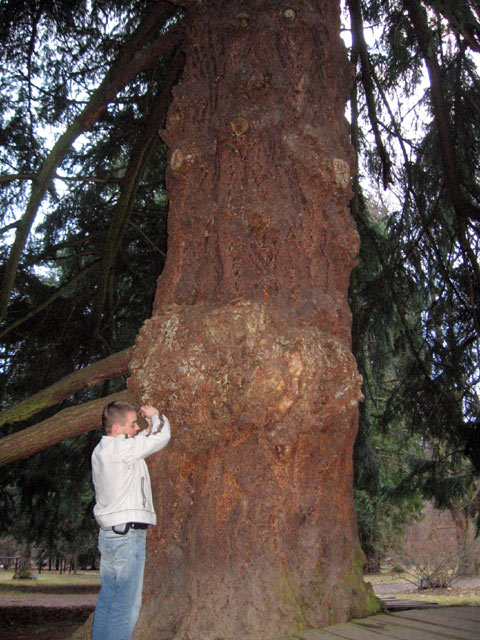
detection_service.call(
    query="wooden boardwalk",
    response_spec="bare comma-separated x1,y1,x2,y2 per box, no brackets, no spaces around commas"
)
281,606,480,639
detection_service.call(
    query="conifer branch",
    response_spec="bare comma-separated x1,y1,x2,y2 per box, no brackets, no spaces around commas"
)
0,221,19,235
404,0,480,224
430,0,480,52
92,49,184,337
0,173,37,184
0,348,132,429
128,220,166,257
0,7,185,323
0,389,135,467
348,0,392,189
0,261,99,341
0,172,120,185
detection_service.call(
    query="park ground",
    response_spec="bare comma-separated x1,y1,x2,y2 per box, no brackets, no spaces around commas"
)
0,571,98,640
0,570,480,640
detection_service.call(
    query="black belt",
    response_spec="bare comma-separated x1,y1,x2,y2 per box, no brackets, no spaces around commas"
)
107,522,149,535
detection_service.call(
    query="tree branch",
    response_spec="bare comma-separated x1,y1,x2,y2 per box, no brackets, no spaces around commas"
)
0,221,19,236
93,50,184,336
0,7,185,322
430,0,480,52
403,0,480,224
128,220,166,257
0,348,132,429
0,173,121,185
23,234,103,266
0,260,100,342
348,0,391,189
0,389,135,467
0,173,37,184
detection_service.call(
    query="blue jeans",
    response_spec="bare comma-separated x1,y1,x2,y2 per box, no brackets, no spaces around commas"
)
91,527,147,640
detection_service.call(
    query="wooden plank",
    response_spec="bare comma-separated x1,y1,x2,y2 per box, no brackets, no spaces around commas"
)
280,621,401,639
293,618,443,640
279,607,480,640
442,607,480,622
381,598,439,611
363,612,479,640
351,617,464,640
393,607,480,634
278,630,348,640
295,622,395,639
395,606,480,622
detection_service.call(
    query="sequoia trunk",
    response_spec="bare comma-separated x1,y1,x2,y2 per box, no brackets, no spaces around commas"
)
128,1,379,638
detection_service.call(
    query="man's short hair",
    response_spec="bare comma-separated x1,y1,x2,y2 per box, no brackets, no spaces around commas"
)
102,401,137,434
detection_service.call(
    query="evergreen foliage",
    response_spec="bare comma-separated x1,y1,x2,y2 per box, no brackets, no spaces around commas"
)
0,0,182,556
348,0,480,564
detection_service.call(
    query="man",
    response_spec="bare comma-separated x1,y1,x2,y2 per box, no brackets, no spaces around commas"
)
90,400,171,640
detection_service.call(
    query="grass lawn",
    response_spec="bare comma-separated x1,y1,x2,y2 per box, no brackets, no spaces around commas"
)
366,569,480,607
394,590,480,606
0,570,100,596
0,567,478,608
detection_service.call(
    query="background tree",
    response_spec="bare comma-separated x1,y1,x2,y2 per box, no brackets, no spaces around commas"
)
347,0,480,566
1,434,98,576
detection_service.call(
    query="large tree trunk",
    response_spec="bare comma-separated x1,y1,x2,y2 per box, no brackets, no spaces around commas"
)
128,1,380,638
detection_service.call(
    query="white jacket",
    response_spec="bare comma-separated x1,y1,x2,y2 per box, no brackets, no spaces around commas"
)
91,414,171,528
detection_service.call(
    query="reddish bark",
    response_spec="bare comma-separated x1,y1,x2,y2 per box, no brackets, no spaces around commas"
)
128,1,380,638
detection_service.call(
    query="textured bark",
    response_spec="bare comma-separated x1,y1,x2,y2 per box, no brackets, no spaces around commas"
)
128,1,380,638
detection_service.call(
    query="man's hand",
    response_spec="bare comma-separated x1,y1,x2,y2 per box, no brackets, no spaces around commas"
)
139,404,159,419
139,405,160,434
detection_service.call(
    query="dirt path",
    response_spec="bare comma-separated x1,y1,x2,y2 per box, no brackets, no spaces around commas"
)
0,592,98,608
